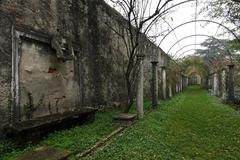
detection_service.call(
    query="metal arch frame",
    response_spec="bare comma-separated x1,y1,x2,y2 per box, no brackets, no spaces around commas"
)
171,35,230,66
172,43,202,58
168,35,230,71
166,35,229,73
167,35,226,69
175,48,221,60
167,34,231,57
170,48,217,67
173,41,229,58
160,17,182,50
173,43,227,59
174,48,224,66
169,34,231,63
158,20,240,48
174,48,217,67
176,49,201,59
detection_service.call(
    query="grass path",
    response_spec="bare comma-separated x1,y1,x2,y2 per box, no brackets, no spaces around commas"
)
86,86,240,160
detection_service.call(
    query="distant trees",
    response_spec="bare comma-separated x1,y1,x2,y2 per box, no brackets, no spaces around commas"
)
200,0,240,59
180,56,209,77
194,37,240,66
200,0,240,31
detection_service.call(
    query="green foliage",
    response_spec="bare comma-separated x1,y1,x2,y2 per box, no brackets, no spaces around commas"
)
41,111,119,152
196,38,229,56
166,61,182,85
200,0,240,30
199,0,240,62
0,110,120,160
179,56,209,77
87,86,240,160
0,141,15,156
3,87,240,159
227,39,240,51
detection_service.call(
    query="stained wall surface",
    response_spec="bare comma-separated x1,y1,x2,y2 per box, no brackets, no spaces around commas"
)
0,0,169,130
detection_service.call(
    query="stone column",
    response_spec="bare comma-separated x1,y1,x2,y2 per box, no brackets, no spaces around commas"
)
205,77,208,88
227,64,235,102
210,74,214,90
161,66,167,99
168,84,172,98
176,84,179,93
136,55,145,118
182,75,185,90
208,78,211,89
171,83,177,96
221,69,227,100
151,61,158,110
180,75,183,91
213,72,219,96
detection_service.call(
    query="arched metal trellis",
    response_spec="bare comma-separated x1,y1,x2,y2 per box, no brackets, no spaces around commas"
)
172,43,202,58
172,43,227,66
167,34,224,55
175,48,224,60
166,34,232,59
158,20,240,48
174,48,227,68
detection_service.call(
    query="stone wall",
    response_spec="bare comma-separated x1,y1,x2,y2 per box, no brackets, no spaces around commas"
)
0,0,169,129
0,11,12,130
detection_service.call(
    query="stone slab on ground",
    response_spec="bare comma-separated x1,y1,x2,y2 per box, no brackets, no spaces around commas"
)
18,146,71,160
112,113,137,127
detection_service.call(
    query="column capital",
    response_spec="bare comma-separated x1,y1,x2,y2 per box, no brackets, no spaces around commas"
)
227,64,235,68
137,54,145,61
151,61,159,65
211,72,217,75
160,66,166,69
222,67,227,71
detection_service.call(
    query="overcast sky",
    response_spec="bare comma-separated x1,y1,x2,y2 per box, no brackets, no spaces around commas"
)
105,0,236,59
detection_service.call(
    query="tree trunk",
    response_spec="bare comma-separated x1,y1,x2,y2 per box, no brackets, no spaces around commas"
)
123,78,134,113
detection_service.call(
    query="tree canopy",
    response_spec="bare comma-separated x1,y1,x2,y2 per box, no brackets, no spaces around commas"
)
200,0,240,31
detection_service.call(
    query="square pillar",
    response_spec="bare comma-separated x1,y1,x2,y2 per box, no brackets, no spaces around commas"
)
221,69,227,100
161,66,167,99
213,72,219,96
227,64,235,102
136,55,145,118
151,61,158,110
168,84,172,98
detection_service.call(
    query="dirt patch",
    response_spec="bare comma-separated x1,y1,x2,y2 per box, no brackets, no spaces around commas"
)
18,146,71,160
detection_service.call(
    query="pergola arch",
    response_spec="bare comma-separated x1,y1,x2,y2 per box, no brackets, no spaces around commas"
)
158,20,240,48
172,43,202,58
173,43,227,59
165,34,231,67
167,34,230,57
174,48,225,68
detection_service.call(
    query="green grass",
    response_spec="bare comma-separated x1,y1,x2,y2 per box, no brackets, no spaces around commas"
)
2,86,240,160
0,110,120,160
86,86,240,160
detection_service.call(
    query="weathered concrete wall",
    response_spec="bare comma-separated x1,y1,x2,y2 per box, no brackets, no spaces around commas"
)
0,11,13,131
19,39,80,120
0,0,169,128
